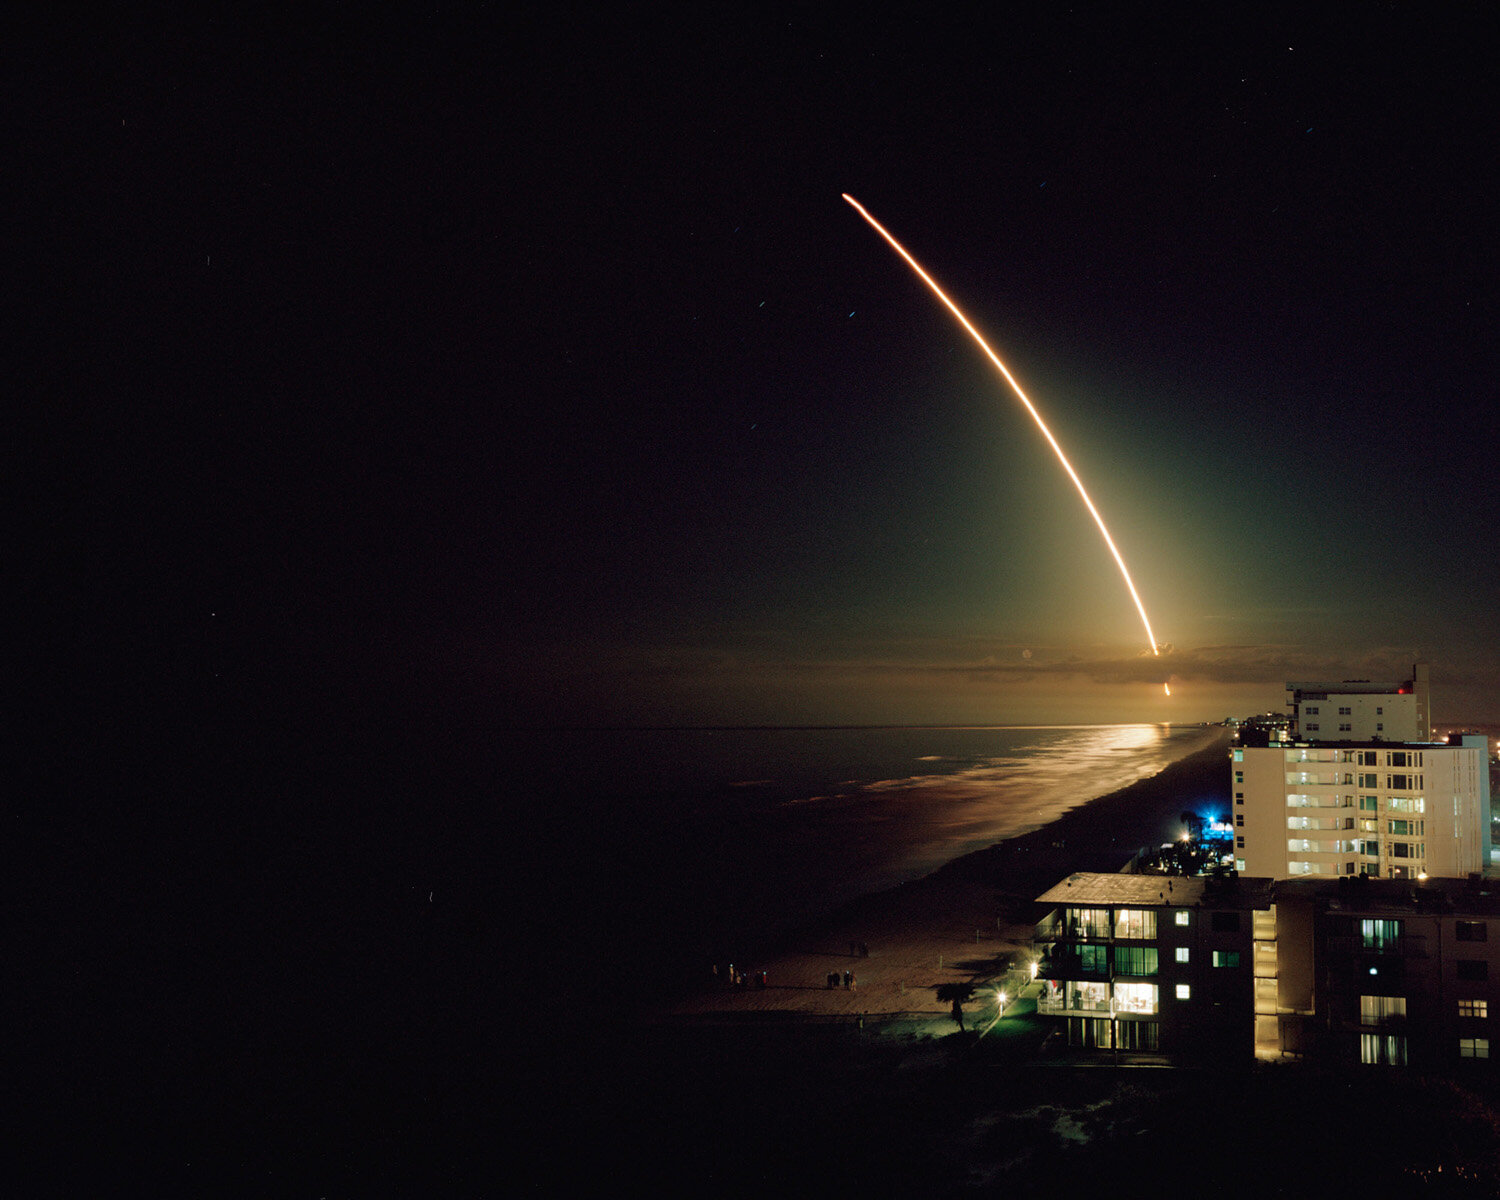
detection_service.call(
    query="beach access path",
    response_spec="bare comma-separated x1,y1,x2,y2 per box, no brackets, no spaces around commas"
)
655,729,1232,1034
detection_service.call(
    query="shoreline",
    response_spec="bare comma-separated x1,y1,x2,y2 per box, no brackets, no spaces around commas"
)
657,728,1233,1024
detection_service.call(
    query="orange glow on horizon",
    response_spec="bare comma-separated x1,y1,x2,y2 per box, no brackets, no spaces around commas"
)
842,193,1164,670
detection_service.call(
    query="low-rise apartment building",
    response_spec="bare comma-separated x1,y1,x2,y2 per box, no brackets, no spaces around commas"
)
1033,872,1273,1062
1033,872,1500,1069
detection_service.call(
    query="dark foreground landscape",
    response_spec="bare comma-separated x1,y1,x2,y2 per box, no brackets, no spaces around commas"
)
23,728,1500,1195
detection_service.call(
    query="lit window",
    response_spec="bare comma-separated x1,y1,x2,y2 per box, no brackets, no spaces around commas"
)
1112,946,1159,976
1212,951,1241,968
1459,999,1488,1019
1460,1038,1490,1059
1175,984,1191,1000
1361,919,1402,950
1361,1033,1407,1065
1174,910,1190,927
1113,982,1158,1015
1176,947,1190,963
1114,909,1157,940
1361,995,1407,1022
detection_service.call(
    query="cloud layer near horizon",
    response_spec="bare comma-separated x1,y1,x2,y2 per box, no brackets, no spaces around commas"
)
411,623,1498,728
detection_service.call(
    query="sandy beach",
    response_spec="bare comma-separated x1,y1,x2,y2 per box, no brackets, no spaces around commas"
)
656,728,1232,1030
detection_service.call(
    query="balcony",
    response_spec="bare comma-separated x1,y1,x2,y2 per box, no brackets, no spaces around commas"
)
1034,917,1111,942
1036,989,1112,1016
1035,949,1108,981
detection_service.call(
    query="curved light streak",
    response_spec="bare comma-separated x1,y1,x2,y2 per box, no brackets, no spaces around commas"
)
842,193,1164,678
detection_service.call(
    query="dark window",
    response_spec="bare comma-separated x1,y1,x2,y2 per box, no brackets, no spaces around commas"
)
1235,814,1244,827
1458,960,1489,982
1457,922,1488,943
1211,912,1241,933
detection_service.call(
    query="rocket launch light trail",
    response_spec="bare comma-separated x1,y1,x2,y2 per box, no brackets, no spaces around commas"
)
842,194,1167,689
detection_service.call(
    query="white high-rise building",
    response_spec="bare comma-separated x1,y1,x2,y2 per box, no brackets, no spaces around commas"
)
1285,663,1430,743
1232,666,1489,880
1234,737,1490,880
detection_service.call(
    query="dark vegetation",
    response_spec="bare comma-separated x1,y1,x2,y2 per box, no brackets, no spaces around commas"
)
550,1022,1500,1197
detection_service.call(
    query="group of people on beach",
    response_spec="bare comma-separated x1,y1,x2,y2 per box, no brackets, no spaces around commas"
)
826,970,856,990
714,963,767,989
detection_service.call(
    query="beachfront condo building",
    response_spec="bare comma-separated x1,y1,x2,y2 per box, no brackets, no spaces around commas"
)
1035,872,1500,1069
1286,663,1431,743
1233,735,1491,881
1270,875,1500,1067
1032,872,1273,1061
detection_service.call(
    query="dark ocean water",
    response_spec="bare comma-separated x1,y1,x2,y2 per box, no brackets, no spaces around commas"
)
504,723,1226,984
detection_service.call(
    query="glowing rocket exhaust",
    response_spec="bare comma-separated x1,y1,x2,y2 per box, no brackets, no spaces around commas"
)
842,193,1167,692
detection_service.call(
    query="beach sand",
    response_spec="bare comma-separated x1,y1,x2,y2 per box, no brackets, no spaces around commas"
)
656,728,1231,1031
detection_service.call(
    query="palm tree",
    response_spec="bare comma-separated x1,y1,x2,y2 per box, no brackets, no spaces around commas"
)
935,982,976,1030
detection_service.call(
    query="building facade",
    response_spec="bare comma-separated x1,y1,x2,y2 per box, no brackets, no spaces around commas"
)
1287,662,1430,743
1033,872,1500,1069
1233,736,1491,880
1273,877,1500,1068
1033,873,1272,1062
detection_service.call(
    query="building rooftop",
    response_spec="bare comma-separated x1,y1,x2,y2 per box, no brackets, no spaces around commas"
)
1286,679,1414,695
1250,739,1473,751
1275,875,1500,917
1035,872,1274,909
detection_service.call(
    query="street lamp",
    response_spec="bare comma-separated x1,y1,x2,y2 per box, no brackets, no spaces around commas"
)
997,989,1008,1016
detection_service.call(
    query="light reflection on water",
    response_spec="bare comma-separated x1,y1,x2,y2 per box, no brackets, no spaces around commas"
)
509,723,1228,975
780,723,1224,900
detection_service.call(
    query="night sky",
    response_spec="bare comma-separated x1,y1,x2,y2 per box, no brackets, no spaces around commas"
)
24,7,1499,732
